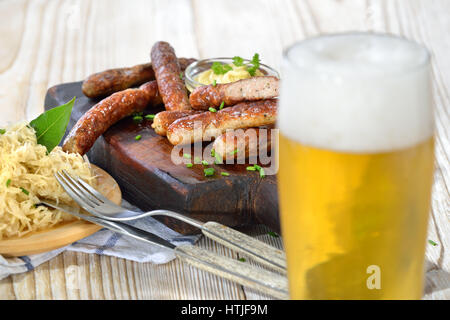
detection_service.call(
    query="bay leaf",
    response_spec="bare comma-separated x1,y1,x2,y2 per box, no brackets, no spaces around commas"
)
29,97,75,153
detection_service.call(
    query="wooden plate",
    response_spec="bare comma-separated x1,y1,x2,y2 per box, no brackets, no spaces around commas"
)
0,165,121,257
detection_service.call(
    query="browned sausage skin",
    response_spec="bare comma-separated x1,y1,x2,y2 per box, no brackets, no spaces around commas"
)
189,76,279,110
166,99,278,145
152,110,203,136
151,42,192,111
212,125,274,161
62,81,161,155
82,58,196,98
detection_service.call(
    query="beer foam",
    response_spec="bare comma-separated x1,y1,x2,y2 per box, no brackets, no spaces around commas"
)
278,33,433,152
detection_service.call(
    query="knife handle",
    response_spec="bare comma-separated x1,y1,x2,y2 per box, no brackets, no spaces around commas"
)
201,221,287,273
174,244,289,300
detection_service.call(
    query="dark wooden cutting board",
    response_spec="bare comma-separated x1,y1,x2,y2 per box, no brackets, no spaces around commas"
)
44,82,281,234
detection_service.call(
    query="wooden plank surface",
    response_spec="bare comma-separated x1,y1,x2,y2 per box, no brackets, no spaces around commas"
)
0,0,448,300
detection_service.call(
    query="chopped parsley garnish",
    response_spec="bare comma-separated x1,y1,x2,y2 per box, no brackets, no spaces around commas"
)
246,53,261,76
186,163,193,168
209,107,217,113
259,167,266,178
20,187,29,195
212,80,217,87
0,129,5,134
267,231,279,238
133,115,143,122
246,164,265,177
211,61,232,75
210,149,215,157
221,172,230,176
145,114,155,120
238,257,246,262
201,160,209,166
428,239,438,246
6,179,11,187
219,101,225,110
204,168,215,176
232,56,244,66
179,72,183,80
229,149,239,155
194,156,202,164
135,135,142,140
183,153,191,159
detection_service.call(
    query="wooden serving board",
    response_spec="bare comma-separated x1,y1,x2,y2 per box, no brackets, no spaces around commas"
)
44,82,281,234
0,165,122,257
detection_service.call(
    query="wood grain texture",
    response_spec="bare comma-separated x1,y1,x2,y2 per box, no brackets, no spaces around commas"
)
0,0,448,300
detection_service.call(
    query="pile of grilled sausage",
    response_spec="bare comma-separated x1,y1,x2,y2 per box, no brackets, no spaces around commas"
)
62,41,279,162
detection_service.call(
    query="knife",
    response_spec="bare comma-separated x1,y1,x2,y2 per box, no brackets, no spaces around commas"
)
40,200,289,299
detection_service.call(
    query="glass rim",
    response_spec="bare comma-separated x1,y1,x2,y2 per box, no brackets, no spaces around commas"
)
184,57,280,90
282,31,431,75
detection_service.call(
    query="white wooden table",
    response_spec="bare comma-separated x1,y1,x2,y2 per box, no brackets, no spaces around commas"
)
0,0,448,300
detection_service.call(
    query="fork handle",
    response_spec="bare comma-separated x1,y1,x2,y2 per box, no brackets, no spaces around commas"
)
175,244,288,299
201,221,287,273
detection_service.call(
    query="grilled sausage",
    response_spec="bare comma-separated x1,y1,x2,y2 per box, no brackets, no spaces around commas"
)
151,41,192,111
166,99,277,145
62,81,161,155
152,110,203,136
82,58,196,98
212,125,274,161
189,76,279,110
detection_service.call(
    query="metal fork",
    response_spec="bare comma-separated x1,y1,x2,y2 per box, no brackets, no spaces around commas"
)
54,170,287,273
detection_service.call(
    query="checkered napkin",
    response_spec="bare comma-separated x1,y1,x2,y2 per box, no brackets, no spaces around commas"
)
0,200,200,280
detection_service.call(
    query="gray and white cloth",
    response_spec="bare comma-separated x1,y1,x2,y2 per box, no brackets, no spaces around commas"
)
0,200,200,280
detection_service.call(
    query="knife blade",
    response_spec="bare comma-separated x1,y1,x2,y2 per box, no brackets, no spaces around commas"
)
39,200,176,250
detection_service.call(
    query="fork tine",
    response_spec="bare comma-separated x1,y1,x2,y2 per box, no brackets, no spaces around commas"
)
69,171,119,208
55,171,98,210
61,171,102,206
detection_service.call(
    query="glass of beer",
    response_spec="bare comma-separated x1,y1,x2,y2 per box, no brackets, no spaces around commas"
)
277,33,434,299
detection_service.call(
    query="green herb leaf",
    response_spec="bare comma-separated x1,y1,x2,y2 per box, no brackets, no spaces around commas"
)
219,101,225,110
259,168,265,178
229,148,239,155
179,72,183,80
246,166,256,171
204,168,215,176
20,187,29,195
238,257,246,262
267,231,279,238
232,56,244,66
253,164,262,171
221,172,230,176
194,156,201,164
183,153,191,159
133,115,143,122
212,80,217,87
211,62,232,75
135,135,142,140
186,163,193,168
201,160,209,166
428,239,438,246
247,53,261,76
214,152,223,165
0,129,5,135
209,107,217,113
6,179,11,187
29,97,75,153
211,149,216,157
145,114,155,120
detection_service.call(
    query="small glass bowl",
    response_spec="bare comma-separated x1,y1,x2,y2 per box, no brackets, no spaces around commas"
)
184,57,280,92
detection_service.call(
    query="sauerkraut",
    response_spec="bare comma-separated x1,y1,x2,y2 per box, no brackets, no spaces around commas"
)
0,122,95,239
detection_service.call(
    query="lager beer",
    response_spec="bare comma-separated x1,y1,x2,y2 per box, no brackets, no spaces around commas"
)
277,33,434,299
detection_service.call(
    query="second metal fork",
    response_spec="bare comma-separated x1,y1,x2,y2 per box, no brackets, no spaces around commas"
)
54,170,287,273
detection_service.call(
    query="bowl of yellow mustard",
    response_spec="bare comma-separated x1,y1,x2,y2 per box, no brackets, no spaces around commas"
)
184,56,280,92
